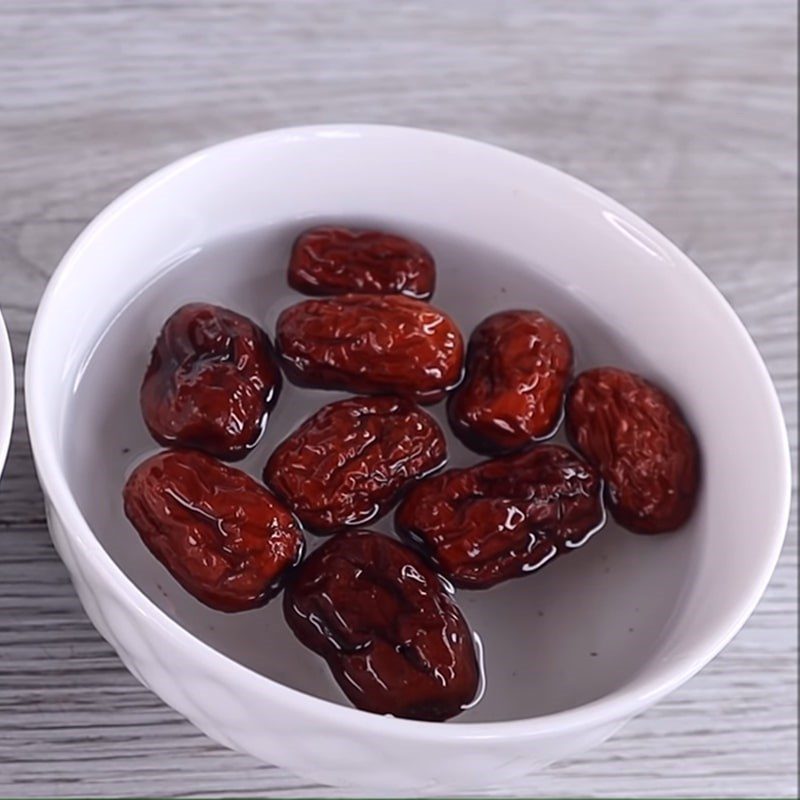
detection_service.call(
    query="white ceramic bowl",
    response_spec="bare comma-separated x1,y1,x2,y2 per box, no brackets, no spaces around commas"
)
26,126,791,792
0,309,14,481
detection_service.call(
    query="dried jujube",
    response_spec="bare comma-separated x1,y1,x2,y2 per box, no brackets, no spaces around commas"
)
448,310,573,454
395,445,605,589
565,367,699,534
284,530,479,720
288,226,436,299
264,395,447,535
140,303,281,460
276,294,463,404
123,449,303,612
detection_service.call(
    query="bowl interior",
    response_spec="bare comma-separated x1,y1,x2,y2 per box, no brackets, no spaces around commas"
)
30,127,790,725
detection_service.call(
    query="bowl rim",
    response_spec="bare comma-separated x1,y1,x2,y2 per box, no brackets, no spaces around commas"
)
0,310,14,481
25,124,792,742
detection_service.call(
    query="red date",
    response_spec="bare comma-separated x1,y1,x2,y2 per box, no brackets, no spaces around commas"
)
284,530,479,721
276,294,463,403
123,449,303,612
140,303,281,460
289,226,435,299
395,445,605,589
565,367,699,533
448,310,573,454
264,396,447,535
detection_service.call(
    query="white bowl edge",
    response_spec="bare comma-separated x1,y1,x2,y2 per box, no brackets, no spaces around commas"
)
0,310,14,482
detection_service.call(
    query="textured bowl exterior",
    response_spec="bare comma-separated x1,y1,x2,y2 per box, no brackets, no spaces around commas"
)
44,499,627,789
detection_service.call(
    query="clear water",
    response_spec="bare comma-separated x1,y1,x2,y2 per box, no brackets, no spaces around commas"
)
66,219,693,722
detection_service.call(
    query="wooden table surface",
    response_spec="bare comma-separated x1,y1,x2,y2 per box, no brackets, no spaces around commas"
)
1,2,796,797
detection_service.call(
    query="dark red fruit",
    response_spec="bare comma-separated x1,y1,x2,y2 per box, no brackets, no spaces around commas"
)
289,226,435,299
264,396,447,535
395,445,605,589
284,530,479,721
140,303,281,460
448,310,573,454
276,294,463,404
123,449,303,612
565,367,699,534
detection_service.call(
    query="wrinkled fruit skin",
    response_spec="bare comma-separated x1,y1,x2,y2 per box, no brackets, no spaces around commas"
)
123,449,303,612
565,367,699,534
284,530,479,721
264,396,447,535
448,310,573,454
395,445,605,589
141,303,281,460
276,294,464,404
289,226,436,299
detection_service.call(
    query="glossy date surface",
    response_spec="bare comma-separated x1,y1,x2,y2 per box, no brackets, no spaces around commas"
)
288,226,435,299
276,294,464,403
284,530,479,721
566,367,699,534
448,310,573,454
123,449,303,612
395,445,605,589
264,396,447,535
140,303,281,460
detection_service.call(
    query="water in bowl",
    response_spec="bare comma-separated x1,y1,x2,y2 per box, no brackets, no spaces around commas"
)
66,219,694,723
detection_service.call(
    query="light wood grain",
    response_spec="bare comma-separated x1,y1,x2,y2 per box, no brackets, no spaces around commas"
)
0,1,796,797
